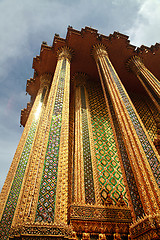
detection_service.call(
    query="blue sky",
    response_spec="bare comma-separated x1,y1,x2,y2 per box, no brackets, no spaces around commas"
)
0,0,160,191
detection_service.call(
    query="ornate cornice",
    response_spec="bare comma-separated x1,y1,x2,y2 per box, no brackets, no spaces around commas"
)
20,102,32,127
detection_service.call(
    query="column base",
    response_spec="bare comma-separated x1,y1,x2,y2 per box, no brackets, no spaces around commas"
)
129,214,160,240
9,222,74,240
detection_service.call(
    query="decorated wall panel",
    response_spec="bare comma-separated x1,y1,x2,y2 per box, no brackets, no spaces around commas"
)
87,82,128,205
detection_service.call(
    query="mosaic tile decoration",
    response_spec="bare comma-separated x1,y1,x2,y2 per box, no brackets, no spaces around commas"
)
105,57,160,187
80,86,95,204
130,93,158,141
35,59,66,222
0,120,38,240
87,83,128,205
97,61,145,218
104,86,144,218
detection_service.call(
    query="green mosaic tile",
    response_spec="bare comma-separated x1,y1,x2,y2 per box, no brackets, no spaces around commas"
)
109,177,117,186
88,83,128,205
99,176,106,185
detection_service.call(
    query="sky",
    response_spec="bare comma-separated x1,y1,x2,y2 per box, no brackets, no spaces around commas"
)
0,0,160,192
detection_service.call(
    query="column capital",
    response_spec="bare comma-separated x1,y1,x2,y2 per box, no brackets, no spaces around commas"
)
57,46,73,62
126,55,144,74
91,44,108,61
73,72,88,88
40,73,53,88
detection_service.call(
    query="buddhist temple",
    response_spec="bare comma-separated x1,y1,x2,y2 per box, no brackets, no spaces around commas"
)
0,26,160,240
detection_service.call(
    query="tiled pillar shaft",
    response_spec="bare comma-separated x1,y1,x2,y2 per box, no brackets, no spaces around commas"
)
11,48,72,228
73,73,101,205
10,74,52,226
53,48,72,223
128,56,160,113
93,45,160,218
74,78,85,204
0,73,51,239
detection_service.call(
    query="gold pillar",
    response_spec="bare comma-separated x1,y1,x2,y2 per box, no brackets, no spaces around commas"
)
7,47,74,240
0,78,48,220
0,73,52,239
74,74,85,204
127,56,160,113
92,44,160,219
11,47,72,229
73,73,101,205
10,73,52,225
54,47,72,223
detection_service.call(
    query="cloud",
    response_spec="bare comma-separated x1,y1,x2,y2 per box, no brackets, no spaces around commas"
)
126,0,160,46
0,0,141,83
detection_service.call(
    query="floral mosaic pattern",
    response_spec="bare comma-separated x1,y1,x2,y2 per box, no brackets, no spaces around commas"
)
0,120,38,240
105,57,160,187
88,83,128,205
80,86,95,204
35,59,66,222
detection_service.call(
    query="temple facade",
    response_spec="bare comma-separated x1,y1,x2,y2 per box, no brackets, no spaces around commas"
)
0,26,160,240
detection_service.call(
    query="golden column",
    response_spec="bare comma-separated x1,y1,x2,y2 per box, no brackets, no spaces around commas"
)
73,74,86,205
53,47,72,223
92,44,160,220
0,72,52,238
127,56,160,113
73,73,101,205
8,47,72,238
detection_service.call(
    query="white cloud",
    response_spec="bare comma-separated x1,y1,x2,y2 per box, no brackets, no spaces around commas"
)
126,0,160,46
